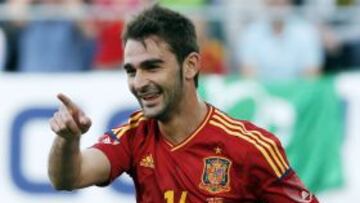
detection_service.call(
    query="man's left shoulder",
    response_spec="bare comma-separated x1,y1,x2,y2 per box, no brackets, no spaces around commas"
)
210,107,275,139
239,120,281,142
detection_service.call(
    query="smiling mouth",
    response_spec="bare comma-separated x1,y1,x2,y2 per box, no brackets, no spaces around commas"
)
142,94,160,101
135,85,162,106
137,92,162,106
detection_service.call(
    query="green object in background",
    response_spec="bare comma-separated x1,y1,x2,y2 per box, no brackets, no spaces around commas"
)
198,75,344,193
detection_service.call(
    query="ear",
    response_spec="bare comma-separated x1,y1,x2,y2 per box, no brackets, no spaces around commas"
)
183,52,201,82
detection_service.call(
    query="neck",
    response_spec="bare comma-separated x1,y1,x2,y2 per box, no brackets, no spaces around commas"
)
158,90,208,146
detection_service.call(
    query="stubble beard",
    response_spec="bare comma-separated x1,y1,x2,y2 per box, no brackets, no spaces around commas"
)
155,79,183,122
136,70,183,122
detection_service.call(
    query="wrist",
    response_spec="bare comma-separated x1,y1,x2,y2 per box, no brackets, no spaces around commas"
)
56,135,80,147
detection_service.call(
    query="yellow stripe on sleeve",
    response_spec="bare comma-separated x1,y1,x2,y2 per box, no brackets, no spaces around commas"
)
111,111,144,135
209,120,282,178
115,117,146,139
128,111,144,123
212,115,287,175
215,110,289,171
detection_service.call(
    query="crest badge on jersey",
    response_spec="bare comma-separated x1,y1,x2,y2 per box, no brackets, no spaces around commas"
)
199,156,232,194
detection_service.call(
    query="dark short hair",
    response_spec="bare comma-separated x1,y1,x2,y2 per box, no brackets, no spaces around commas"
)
123,5,200,87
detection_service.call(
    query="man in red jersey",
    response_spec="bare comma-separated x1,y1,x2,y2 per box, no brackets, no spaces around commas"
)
48,5,319,203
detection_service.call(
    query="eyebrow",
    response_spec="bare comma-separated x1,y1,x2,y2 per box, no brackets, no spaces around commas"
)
140,59,165,68
123,58,165,71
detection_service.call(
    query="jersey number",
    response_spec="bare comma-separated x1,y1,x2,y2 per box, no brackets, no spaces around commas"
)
164,190,188,203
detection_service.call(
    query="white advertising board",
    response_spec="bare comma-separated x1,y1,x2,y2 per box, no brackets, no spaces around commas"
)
0,72,137,203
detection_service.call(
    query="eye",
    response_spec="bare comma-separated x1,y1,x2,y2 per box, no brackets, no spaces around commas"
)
127,70,136,77
145,64,161,72
124,65,136,77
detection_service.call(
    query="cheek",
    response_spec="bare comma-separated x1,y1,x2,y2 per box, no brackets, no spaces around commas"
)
165,72,180,89
127,80,136,94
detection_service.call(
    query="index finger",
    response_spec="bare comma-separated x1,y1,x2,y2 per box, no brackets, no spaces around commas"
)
57,93,79,114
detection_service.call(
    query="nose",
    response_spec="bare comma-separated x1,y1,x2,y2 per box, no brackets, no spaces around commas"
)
132,70,149,91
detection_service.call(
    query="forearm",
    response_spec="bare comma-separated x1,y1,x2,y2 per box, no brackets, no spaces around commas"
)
48,136,82,190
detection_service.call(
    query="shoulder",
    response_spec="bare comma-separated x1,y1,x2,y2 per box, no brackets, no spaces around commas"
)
104,110,149,142
210,108,277,142
209,108,290,178
209,108,273,146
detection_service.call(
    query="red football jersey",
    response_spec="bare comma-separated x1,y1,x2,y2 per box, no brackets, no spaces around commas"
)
93,105,319,203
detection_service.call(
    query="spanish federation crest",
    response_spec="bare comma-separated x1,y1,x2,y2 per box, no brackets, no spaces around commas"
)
199,156,232,194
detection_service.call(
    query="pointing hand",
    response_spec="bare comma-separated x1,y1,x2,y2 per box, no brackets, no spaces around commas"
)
49,93,92,140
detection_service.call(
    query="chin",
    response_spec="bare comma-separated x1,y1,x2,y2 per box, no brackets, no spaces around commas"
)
142,106,162,118
143,106,169,121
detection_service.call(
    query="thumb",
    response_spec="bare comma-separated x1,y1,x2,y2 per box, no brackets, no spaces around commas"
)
78,115,92,133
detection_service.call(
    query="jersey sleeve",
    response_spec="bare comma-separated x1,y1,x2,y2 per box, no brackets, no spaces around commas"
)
260,170,319,203
243,121,319,202
92,127,133,185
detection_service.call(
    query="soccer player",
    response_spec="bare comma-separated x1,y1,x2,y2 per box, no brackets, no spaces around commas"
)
48,5,319,203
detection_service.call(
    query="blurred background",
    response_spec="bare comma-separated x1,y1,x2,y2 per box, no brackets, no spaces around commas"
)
0,0,359,202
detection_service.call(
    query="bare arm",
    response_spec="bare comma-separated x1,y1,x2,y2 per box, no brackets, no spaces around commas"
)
48,93,110,190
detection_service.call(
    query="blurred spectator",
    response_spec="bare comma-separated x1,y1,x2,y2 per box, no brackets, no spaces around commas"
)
199,34,228,74
237,0,323,80
0,27,5,71
9,0,94,72
301,0,360,72
221,0,264,73
307,0,360,73
0,22,20,72
88,0,131,70
319,23,346,73
87,0,154,70
200,0,229,74
160,0,228,74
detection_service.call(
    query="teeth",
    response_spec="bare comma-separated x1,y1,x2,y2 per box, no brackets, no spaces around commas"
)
142,94,158,100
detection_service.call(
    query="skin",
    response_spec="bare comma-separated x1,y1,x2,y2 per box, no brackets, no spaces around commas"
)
48,35,207,190
123,36,207,144
124,37,185,121
48,93,110,189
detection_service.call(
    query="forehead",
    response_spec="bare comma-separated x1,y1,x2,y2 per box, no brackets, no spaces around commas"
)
124,37,175,66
